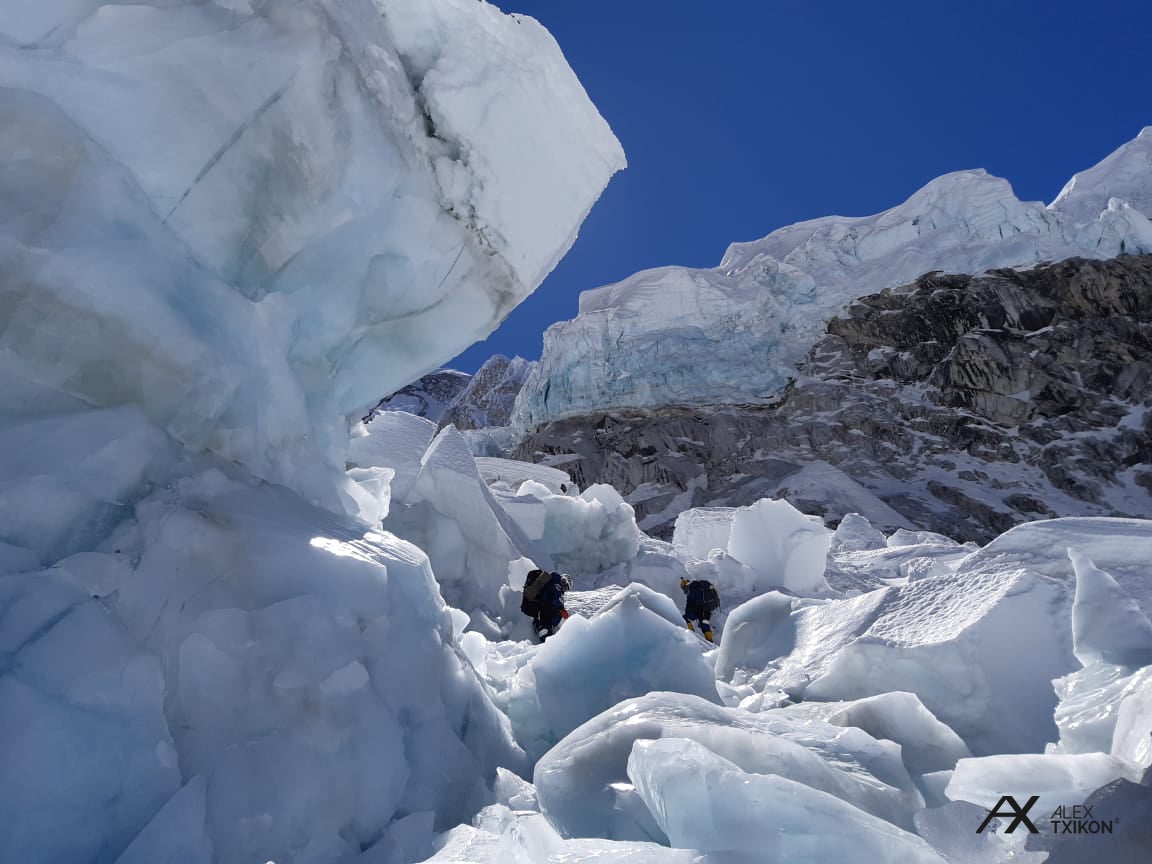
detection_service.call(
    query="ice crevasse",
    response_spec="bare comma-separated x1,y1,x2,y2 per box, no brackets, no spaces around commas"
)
0,1,623,863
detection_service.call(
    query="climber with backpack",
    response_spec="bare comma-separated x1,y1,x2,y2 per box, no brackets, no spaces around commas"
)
680,577,720,643
521,569,571,642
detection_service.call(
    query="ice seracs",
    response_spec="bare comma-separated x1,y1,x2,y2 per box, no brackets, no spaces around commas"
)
0,0,623,508
512,130,1152,433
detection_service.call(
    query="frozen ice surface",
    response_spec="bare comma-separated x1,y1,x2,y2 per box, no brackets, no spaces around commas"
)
1051,663,1152,757
1112,671,1152,770
946,752,1143,817
1069,547,1152,667
490,481,642,575
830,512,889,553
383,425,537,613
348,413,439,502
535,692,925,841
825,692,972,779
519,586,719,749
673,498,831,596
513,130,1152,430
0,0,623,508
628,737,946,863
0,575,179,864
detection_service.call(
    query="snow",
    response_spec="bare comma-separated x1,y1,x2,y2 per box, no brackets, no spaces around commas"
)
513,131,1152,432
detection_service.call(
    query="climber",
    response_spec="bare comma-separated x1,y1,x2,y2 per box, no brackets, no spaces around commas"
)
521,569,571,642
680,577,720,642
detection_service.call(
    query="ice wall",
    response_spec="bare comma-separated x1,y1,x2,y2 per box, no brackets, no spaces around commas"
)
512,130,1152,432
0,0,624,507
0,2,623,861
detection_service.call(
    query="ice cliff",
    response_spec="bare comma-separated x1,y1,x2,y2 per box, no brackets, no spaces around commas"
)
0,0,624,508
0,2,622,862
512,129,1152,432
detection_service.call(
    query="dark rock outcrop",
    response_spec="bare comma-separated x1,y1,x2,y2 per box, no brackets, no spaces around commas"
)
514,255,1152,541
438,355,534,431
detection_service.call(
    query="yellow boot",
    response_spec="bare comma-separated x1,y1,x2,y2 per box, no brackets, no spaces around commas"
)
686,621,695,633
704,631,714,643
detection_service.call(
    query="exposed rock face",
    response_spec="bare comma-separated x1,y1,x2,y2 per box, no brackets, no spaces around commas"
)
515,256,1152,541
439,355,535,431
366,370,471,423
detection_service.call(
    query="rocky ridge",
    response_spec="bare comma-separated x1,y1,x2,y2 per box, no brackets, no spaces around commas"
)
514,255,1152,541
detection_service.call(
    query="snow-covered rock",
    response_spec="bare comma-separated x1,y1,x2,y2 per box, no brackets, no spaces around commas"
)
440,355,536,431
365,370,472,424
513,131,1152,432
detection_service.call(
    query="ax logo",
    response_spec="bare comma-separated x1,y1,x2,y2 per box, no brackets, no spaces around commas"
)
976,795,1040,834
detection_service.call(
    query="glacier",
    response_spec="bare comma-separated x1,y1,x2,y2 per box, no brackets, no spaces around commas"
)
0,1,623,862
4,2,1152,863
0,0,624,508
512,129,1152,432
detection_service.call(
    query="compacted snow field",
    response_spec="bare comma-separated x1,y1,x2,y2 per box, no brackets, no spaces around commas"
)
1,2,1150,864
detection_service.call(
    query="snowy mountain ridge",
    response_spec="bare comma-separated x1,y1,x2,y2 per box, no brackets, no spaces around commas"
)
513,128,1152,432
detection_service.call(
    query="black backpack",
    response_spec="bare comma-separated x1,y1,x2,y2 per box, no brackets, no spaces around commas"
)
689,580,720,615
520,569,547,616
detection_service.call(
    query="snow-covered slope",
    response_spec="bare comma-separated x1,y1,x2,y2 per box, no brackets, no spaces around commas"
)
440,355,536,430
513,130,1152,432
366,370,472,423
0,0,624,508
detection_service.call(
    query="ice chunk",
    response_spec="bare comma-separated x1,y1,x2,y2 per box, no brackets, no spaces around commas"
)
830,512,889,553
826,691,972,778
914,799,1045,864
348,413,438,501
947,752,1143,817
627,738,946,862
805,531,1085,755
385,426,532,612
673,506,737,560
113,777,212,864
535,692,924,841
726,499,832,594
1069,548,1152,667
1051,663,1151,756
528,588,720,744
0,0,623,509
495,481,642,574
0,576,179,864
1112,671,1152,770
716,588,892,696
887,529,960,548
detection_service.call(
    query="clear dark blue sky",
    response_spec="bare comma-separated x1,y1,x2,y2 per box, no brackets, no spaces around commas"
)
449,0,1152,372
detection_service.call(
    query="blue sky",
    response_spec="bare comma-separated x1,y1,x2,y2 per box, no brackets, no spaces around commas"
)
449,0,1152,372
